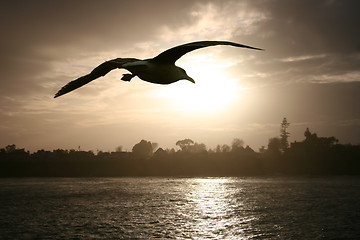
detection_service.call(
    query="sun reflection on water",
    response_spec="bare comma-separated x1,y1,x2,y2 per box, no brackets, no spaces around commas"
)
182,178,255,239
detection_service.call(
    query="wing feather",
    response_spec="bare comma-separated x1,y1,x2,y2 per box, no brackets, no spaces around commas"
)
54,58,139,98
151,41,263,64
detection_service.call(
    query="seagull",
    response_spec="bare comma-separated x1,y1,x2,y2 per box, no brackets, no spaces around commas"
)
54,40,263,98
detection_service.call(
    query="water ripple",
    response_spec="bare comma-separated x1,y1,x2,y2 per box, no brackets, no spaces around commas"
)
1,177,360,239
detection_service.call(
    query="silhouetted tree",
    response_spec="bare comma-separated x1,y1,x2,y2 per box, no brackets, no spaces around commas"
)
189,142,207,153
166,148,176,154
115,145,123,152
280,117,290,152
286,128,342,174
259,146,266,153
0,147,6,159
221,144,231,153
97,150,111,159
0,145,29,162
132,140,154,158
244,145,255,153
215,145,222,153
304,128,316,143
231,138,244,152
2,125,360,177
262,137,283,173
153,148,167,158
5,144,16,153
267,137,282,154
304,128,338,149
176,139,194,152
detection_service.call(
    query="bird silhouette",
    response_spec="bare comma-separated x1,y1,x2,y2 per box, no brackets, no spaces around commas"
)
54,41,263,98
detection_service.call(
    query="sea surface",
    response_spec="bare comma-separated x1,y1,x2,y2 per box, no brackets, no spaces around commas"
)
1,177,359,239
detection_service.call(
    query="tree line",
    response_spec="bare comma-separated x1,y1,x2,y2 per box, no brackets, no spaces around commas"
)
1,118,359,177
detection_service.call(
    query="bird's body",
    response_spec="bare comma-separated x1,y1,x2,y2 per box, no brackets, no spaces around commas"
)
54,41,262,98
123,59,188,84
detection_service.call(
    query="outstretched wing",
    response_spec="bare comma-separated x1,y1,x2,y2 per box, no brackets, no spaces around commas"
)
54,58,140,98
151,40,263,64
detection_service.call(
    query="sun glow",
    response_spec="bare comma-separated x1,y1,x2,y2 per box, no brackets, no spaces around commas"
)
158,57,242,113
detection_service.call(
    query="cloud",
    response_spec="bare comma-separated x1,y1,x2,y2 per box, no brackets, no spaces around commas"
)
251,0,360,54
4,0,358,99
238,0,360,86
0,0,205,97
1,0,360,151
158,1,266,43
279,54,327,63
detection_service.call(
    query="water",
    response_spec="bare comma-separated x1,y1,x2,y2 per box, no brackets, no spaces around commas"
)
1,177,359,239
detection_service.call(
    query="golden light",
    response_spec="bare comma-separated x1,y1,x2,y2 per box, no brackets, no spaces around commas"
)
157,55,243,113
182,178,237,237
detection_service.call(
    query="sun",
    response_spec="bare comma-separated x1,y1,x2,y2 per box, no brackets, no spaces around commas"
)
158,56,242,113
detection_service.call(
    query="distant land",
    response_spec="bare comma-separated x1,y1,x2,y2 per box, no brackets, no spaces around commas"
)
1,127,359,177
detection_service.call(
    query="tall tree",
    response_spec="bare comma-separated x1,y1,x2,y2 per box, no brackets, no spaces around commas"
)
280,117,290,152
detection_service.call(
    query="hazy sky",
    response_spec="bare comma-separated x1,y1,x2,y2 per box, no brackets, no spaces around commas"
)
1,0,360,152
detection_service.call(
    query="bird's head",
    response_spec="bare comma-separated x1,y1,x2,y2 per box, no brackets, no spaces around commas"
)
178,67,195,84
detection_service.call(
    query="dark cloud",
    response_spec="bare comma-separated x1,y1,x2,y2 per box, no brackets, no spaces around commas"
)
227,0,360,87
0,0,203,96
249,0,360,56
0,0,198,49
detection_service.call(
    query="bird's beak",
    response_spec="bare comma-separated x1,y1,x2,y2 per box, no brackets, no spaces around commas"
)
186,76,195,84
